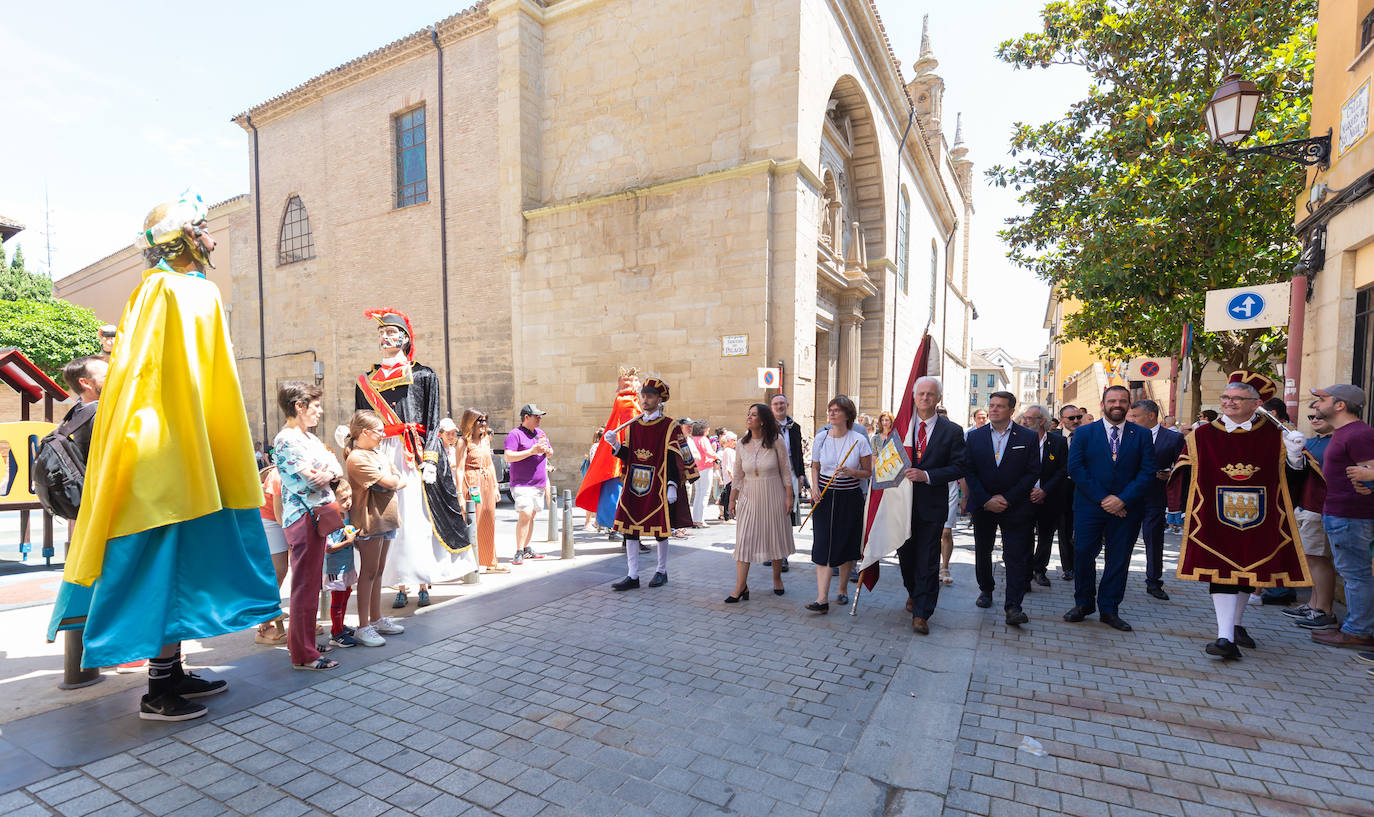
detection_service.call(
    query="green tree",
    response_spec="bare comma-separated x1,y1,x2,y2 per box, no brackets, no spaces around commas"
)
988,0,1314,413
0,299,101,379
0,243,55,301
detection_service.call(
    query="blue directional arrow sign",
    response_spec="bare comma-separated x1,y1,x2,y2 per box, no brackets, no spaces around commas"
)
1227,292,1265,321
1204,283,1290,332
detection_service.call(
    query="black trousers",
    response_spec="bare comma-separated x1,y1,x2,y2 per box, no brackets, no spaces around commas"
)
1057,488,1076,572
1141,501,1166,589
718,483,733,519
1031,500,1061,575
972,507,1035,610
898,519,946,620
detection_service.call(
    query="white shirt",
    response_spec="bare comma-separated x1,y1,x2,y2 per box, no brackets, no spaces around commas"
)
1034,432,1047,490
811,428,872,489
905,413,938,450
988,422,1013,464
1149,423,1161,443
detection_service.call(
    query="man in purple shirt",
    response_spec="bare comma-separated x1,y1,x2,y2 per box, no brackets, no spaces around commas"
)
1309,384,1374,650
505,404,553,565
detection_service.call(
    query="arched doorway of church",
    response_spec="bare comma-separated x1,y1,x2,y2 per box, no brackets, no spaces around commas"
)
814,77,884,424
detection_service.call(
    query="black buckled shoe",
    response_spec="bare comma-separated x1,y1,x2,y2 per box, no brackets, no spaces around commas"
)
1205,638,1242,660
611,576,640,591
1232,625,1256,649
1063,605,1096,622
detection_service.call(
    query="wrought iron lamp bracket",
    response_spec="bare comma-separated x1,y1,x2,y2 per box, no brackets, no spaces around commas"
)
1225,128,1332,170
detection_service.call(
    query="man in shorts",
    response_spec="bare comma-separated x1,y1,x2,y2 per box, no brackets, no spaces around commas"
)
505,404,553,564
1281,408,1335,630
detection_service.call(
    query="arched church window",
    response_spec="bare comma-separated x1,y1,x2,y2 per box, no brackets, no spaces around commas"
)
897,190,910,294
278,196,315,266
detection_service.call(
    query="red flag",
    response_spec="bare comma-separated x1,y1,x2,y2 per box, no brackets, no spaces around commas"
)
858,334,931,591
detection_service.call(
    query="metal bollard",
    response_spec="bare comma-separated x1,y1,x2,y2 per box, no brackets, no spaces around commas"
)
546,490,559,542
58,630,103,690
561,489,575,559
462,497,481,583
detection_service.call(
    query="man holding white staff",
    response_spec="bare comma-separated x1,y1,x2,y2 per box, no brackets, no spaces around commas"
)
603,378,698,590
1168,372,1310,659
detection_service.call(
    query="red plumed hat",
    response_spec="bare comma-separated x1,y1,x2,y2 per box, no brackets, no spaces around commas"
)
365,307,415,362
1227,370,1276,402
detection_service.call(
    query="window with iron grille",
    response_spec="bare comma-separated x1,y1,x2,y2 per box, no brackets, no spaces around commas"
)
1363,9,1374,51
395,107,428,208
277,196,315,266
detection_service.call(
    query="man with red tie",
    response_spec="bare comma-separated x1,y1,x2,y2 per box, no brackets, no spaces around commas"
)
897,376,968,634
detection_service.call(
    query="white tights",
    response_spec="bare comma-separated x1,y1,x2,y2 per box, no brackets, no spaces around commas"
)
625,537,668,579
1211,591,1250,641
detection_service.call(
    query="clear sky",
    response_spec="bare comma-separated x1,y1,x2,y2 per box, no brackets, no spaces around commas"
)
1,1,1086,361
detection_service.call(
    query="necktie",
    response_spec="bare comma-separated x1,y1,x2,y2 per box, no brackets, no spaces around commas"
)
916,421,928,461
1109,425,1120,461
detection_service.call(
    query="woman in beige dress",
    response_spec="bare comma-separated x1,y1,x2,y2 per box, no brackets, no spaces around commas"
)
725,403,795,602
453,408,503,573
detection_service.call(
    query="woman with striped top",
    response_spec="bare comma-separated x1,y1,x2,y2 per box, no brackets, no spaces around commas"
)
806,395,873,613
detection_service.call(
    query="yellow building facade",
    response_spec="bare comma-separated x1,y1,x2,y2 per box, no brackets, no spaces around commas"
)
1294,0,1374,423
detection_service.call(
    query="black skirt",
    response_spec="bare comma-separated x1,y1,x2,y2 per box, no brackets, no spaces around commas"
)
811,486,865,567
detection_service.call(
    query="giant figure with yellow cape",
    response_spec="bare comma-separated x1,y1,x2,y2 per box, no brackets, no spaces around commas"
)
47,192,280,721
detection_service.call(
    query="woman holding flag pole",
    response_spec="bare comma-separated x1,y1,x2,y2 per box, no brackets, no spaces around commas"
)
805,395,873,613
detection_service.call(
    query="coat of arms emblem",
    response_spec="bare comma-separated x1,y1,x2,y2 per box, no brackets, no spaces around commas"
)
1216,486,1265,530
629,464,655,497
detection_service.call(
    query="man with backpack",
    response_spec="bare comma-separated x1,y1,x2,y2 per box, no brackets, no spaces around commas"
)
33,355,108,520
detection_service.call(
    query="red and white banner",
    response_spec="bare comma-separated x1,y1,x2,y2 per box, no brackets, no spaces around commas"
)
857,333,931,591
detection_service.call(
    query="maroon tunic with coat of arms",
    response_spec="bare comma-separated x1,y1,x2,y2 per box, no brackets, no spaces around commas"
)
613,416,699,539
1169,416,1310,587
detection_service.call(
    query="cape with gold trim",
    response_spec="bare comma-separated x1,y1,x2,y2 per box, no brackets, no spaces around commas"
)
48,266,279,666
1169,416,1310,587
575,389,640,523
612,416,698,539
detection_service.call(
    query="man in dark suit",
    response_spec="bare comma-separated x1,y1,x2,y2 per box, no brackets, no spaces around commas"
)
1065,385,1157,631
965,391,1041,625
770,394,807,570
1020,405,1068,587
897,376,967,634
1055,405,1084,580
1127,398,1184,601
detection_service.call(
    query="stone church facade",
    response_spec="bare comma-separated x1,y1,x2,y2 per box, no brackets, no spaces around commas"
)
76,0,978,481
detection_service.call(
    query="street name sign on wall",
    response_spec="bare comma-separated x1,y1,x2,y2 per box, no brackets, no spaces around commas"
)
721,334,748,357
1203,283,1291,332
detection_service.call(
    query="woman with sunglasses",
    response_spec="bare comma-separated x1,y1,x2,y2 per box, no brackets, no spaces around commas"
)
454,409,504,573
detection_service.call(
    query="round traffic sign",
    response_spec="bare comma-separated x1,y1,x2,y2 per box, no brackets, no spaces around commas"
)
762,371,776,386
1140,361,1160,377
1226,291,1265,321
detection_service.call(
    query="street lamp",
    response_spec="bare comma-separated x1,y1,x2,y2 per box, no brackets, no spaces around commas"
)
1203,73,1330,168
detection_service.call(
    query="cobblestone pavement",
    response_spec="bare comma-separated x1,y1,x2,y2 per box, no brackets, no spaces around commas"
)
2,526,1371,816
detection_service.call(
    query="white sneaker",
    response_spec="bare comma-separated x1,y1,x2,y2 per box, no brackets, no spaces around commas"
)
354,625,386,647
1247,593,1262,606
375,617,405,635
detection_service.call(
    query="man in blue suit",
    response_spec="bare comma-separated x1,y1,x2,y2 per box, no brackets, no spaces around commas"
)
965,391,1041,626
1064,385,1157,631
1127,399,1184,601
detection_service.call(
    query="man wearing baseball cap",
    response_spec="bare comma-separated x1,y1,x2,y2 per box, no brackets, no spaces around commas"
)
505,404,553,565
1308,384,1374,650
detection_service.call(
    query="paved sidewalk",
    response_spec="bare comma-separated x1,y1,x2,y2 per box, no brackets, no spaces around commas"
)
2,523,1371,816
